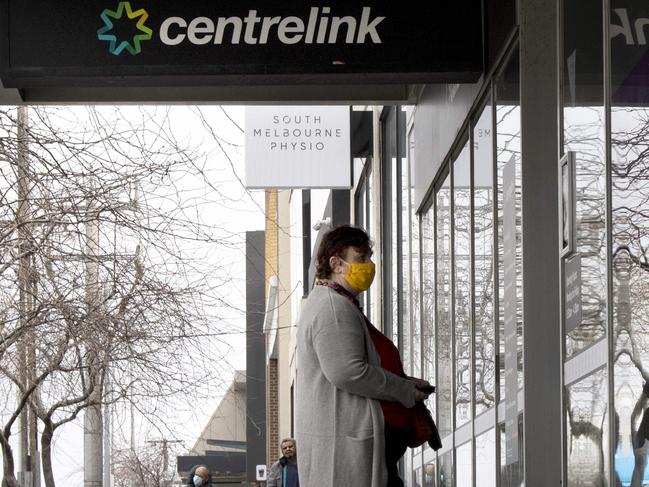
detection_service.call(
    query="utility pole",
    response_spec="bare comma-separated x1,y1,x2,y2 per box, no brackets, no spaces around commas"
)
84,202,103,487
16,105,40,487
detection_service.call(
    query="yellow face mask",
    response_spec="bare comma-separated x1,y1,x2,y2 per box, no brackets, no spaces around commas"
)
341,259,376,293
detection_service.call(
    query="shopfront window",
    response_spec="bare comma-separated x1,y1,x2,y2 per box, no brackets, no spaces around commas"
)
437,172,453,439
438,451,454,487
611,1,649,483
496,49,523,487
381,106,407,347
476,428,497,487
456,441,472,487
402,113,413,374
473,102,496,416
566,369,609,485
562,0,607,358
422,206,437,424
424,460,437,487
410,128,422,381
454,140,472,427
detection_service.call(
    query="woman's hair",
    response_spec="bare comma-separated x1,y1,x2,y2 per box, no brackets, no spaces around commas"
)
315,225,371,279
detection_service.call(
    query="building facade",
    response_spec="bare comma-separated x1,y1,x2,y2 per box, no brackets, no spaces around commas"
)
1,1,648,485
264,1,649,486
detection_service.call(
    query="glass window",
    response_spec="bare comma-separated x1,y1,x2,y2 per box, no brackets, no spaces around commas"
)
422,206,437,423
566,369,609,486
382,106,398,342
496,49,523,398
414,466,423,487
454,141,472,427
381,107,407,348
402,119,412,374
611,1,649,482
499,414,524,486
456,441,473,487
439,451,454,487
473,102,496,415
562,0,607,357
476,428,496,487
366,164,373,323
496,48,523,487
436,172,453,439
355,162,373,318
410,129,422,381
424,461,437,487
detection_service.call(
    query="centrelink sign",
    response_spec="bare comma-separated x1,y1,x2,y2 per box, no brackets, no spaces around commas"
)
0,1,483,87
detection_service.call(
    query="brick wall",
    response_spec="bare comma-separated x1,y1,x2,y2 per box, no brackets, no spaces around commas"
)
266,358,279,465
265,189,280,466
265,190,279,295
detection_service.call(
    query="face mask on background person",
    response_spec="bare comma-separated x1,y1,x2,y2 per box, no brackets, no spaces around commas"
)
193,475,205,486
340,258,375,293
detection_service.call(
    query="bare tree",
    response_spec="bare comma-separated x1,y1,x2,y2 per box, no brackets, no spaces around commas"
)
0,106,247,486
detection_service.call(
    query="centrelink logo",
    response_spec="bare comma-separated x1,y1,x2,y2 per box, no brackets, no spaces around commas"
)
98,5,385,56
97,2,152,55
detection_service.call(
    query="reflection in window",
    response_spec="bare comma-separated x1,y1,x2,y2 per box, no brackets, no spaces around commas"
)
422,208,437,423
381,106,399,344
496,50,524,487
437,173,453,438
414,467,423,487
391,150,399,346
424,461,437,487
410,130,422,382
566,369,608,486
474,103,496,415
476,429,496,487
499,415,524,487
439,451,454,487
496,49,523,400
402,121,412,374
611,1,649,481
456,441,473,487
454,142,472,426
562,0,607,357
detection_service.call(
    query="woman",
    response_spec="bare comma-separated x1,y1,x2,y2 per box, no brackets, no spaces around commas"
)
296,225,431,487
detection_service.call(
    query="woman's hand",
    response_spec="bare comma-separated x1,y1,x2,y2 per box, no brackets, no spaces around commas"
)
415,388,430,402
410,378,434,401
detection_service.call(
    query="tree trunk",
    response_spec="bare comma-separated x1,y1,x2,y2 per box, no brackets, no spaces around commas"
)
41,422,56,487
0,436,20,487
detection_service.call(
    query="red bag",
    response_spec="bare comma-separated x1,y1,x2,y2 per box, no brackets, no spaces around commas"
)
407,402,442,450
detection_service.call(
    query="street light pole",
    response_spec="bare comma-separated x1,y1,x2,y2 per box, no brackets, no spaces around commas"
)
83,204,103,487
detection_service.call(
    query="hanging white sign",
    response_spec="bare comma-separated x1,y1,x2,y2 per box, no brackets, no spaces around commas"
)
244,106,351,189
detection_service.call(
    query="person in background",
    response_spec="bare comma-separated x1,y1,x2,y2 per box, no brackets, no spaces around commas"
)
296,225,432,487
186,465,212,486
267,438,300,487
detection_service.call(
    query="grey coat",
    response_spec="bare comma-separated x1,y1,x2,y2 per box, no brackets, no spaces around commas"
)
295,286,416,487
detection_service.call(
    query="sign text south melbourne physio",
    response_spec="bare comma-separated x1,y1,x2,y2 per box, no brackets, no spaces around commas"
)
0,1,483,87
244,106,351,189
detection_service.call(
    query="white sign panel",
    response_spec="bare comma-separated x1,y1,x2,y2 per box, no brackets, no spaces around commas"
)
245,106,351,189
565,253,582,333
255,464,267,481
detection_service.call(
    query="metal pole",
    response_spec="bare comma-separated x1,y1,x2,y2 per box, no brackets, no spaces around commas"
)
83,210,103,487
